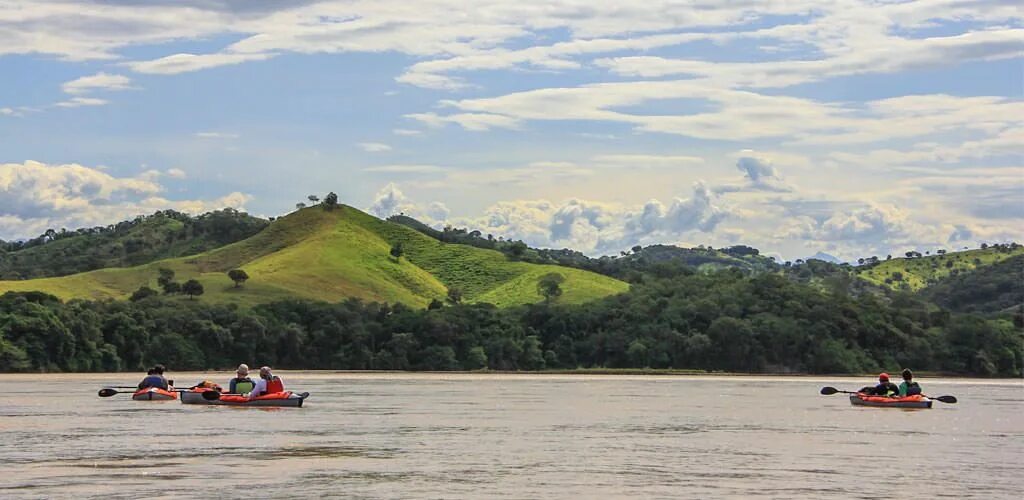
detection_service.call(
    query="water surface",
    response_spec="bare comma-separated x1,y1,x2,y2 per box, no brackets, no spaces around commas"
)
1,373,1021,499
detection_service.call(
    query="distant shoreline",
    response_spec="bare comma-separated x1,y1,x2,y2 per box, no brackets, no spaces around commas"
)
1,368,1018,380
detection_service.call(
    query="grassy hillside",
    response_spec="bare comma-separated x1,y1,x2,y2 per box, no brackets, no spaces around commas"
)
856,245,1024,291
0,209,268,279
0,206,627,308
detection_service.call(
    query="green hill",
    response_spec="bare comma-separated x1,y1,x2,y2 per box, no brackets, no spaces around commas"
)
0,209,268,280
919,254,1024,314
0,205,628,308
856,245,1024,292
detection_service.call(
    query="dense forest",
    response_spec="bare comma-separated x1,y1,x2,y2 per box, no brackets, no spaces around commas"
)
2,262,1019,376
0,209,267,280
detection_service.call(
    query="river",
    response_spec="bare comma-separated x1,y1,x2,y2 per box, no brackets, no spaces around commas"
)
1,373,1021,499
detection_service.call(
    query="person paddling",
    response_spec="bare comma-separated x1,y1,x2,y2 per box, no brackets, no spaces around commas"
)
869,372,900,397
229,364,256,394
898,368,922,396
246,366,285,399
137,364,170,390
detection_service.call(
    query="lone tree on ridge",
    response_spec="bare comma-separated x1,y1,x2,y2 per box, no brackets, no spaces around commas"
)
227,269,249,288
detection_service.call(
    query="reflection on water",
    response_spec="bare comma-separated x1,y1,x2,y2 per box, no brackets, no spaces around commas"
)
0,373,1021,499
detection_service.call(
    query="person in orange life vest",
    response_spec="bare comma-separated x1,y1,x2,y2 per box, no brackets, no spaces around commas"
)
246,366,285,399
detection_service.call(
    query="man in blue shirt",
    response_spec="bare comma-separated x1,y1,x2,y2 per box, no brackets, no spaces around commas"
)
137,364,169,390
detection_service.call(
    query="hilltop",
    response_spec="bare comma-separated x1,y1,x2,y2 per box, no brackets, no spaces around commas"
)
855,244,1024,292
0,205,627,308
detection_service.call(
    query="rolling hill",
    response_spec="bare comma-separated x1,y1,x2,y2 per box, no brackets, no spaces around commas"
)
0,209,268,280
919,254,1024,314
855,245,1024,291
0,205,628,308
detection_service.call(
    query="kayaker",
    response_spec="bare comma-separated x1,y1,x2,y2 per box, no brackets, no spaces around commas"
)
229,364,256,394
898,369,922,396
871,372,899,397
137,365,169,390
246,366,285,399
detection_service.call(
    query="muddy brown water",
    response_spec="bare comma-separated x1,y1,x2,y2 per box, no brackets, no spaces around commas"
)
1,373,1021,499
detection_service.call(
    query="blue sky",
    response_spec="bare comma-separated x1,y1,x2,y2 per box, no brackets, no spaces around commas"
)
0,0,1021,260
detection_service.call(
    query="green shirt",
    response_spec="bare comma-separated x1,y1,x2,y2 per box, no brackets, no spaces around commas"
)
898,380,920,396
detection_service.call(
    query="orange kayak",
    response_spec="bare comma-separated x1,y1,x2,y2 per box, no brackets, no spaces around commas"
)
180,388,307,407
849,393,931,409
132,387,178,401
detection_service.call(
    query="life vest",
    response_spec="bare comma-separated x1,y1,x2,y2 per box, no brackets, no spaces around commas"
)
904,381,921,395
233,378,255,394
266,376,284,394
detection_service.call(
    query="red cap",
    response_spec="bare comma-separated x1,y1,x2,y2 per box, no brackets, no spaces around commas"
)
879,373,889,381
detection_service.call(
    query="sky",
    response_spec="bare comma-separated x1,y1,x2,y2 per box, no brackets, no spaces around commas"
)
0,0,1021,261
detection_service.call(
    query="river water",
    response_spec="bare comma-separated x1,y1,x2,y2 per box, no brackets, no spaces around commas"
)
0,373,1021,499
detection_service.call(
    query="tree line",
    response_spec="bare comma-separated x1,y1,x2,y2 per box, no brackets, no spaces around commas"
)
2,264,1019,376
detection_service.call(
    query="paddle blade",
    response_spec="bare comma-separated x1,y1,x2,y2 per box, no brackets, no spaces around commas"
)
934,395,958,404
201,390,222,401
820,386,839,395
98,388,119,397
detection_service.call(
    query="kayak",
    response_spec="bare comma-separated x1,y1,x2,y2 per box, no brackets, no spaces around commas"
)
849,393,932,409
132,387,178,401
180,388,308,408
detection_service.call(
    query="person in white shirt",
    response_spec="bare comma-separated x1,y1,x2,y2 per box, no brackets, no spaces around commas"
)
246,366,285,399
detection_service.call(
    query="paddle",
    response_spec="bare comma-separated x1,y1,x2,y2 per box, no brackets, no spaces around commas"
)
97,387,218,399
819,386,957,403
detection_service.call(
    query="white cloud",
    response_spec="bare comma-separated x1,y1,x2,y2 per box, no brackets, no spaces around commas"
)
195,131,240,139
0,160,249,239
54,97,108,108
392,128,422,136
367,182,418,219
1,107,20,117
363,164,448,174
430,82,1023,145
357,142,392,152
369,181,728,254
591,154,704,168
165,168,187,179
406,111,521,131
62,72,134,94
125,52,274,75
595,28,1023,88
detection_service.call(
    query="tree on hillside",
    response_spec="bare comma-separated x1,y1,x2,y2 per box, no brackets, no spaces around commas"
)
427,298,444,310
537,272,565,303
631,245,643,254
390,242,404,260
323,192,339,211
446,287,463,305
307,195,320,204
162,281,181,295
227,269,249,288
130,286,158,302
508,241,527,259
295,202,306,211
182,279,204,300
157,268,175,288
